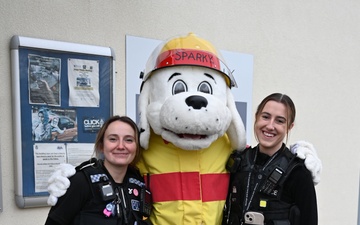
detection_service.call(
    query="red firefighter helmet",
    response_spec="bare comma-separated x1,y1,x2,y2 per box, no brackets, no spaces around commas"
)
141,33,237,88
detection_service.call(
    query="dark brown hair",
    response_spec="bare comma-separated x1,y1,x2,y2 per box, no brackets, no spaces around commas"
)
254,93,296,142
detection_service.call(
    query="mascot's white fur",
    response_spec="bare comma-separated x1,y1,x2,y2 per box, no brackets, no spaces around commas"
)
47,33,322,225
138,66,246,151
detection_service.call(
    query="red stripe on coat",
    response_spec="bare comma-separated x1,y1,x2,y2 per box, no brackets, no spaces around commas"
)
146,172,229,202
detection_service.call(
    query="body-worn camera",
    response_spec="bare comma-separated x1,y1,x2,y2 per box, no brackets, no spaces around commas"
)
100,183,115,201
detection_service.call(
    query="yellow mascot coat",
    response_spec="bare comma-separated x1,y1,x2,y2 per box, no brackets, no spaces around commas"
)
137,132,232,225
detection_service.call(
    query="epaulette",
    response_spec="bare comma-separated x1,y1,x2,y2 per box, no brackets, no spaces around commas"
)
75,158,99,171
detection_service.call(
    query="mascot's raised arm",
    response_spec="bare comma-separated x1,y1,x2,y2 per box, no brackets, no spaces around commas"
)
47,33,322,225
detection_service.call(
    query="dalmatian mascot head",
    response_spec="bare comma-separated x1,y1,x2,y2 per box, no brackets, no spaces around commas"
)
138,32,246,151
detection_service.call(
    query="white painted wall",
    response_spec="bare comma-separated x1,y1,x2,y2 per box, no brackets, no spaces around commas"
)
0,1,359,224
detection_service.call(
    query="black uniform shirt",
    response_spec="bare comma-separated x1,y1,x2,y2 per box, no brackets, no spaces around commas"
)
45,162,148,225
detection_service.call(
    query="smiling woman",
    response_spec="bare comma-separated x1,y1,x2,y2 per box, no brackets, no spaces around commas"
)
45,115,152,225
223,93,318,225
254,94,295,156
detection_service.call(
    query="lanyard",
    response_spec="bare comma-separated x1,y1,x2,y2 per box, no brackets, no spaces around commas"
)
242,147,280,214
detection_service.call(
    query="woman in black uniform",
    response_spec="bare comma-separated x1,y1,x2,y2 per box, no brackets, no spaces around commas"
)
45,116,151,225
223,93,317,225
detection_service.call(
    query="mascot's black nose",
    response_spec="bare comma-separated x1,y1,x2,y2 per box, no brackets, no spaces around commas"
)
185,95,208,110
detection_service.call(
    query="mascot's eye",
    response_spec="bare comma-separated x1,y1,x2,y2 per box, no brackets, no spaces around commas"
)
172,80,187,95
198,81,212,94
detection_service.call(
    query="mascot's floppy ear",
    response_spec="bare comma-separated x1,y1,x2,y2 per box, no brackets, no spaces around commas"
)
225,88,247,151
138,81,151,150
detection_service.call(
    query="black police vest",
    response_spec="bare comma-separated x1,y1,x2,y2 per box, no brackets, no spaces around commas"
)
223,146,303,225
73,159,148,225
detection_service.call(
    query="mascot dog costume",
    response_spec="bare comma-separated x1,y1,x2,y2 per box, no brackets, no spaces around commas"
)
47,33,322,225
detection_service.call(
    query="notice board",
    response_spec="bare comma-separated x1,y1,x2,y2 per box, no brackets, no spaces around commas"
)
10,36,115,208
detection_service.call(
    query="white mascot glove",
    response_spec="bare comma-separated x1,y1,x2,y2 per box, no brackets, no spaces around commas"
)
47,163,76,206
290,141,322,185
